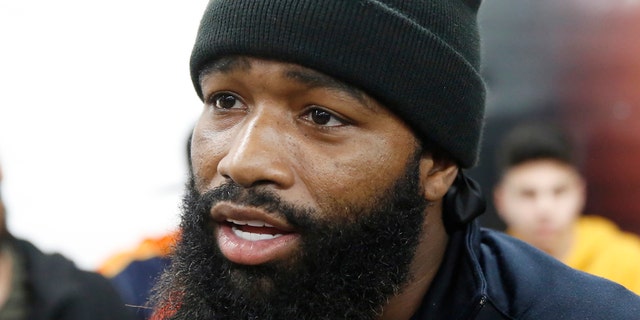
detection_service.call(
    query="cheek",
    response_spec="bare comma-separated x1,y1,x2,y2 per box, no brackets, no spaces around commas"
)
503,197,537,224
302,147,412,217
190,127,229,190
556,192,583,221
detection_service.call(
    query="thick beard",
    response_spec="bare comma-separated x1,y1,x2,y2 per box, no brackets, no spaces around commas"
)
152,154,428,320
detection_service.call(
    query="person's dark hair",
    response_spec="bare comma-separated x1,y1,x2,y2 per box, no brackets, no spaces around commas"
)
496,123,577,175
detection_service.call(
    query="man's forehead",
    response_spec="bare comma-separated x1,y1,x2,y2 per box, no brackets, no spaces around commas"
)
505,160,580,185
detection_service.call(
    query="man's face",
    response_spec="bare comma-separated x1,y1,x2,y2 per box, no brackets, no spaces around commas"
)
494,159,585,251
158,57,432,319
191,56,424,265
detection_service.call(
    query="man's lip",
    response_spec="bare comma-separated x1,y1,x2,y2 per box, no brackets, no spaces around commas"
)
210,202,295,233
211,202,300,265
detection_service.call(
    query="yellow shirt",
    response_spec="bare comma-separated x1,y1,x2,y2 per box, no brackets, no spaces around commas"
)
564,216,640,295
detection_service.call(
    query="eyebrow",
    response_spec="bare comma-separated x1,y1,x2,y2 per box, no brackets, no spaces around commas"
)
283,69,369,107
199,56,251,83
199,57,375,110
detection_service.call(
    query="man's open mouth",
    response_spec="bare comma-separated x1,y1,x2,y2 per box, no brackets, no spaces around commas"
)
226,218,288,241
211,202,301,265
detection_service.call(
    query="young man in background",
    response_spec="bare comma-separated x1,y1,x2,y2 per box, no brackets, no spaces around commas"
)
494,122,640,294
0,162,134,319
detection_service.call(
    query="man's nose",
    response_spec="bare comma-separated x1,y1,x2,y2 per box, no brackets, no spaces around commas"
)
217,111,295,189
533,193,555,215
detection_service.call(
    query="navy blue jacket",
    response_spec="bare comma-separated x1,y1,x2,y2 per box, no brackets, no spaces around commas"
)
111,256,171,319
411,221,640,319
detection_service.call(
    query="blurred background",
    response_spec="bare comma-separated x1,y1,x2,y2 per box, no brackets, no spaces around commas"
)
1,0,639,271
471,0,640,236
0,0,208,270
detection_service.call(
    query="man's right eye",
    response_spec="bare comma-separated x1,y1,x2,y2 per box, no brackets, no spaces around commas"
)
210,93,242,109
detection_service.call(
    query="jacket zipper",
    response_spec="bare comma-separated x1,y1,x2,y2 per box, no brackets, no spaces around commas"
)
467,295,487,319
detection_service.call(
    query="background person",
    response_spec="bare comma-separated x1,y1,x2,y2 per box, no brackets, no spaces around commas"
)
493,122,640,294
0,162,135,319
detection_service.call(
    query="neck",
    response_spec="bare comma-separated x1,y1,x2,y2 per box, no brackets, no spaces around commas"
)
380,203,448,320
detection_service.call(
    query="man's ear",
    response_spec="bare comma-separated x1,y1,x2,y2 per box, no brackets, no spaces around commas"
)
419,155,459,201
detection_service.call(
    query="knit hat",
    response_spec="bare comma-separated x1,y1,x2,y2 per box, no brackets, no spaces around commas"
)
190,0,485,168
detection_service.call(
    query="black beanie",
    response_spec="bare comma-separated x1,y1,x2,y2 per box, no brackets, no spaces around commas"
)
190,0,485,168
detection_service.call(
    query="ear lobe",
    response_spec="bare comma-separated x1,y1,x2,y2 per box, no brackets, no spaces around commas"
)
420,156,459,201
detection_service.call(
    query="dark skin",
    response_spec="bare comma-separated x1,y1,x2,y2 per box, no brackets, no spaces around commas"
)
190,56,458,320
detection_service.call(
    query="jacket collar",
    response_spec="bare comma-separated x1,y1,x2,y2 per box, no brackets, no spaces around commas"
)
411,221,488,319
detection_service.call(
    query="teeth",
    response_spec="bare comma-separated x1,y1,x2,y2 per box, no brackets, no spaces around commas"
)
247,220,274,227
227,219,274,228
227,218,247,225
231,226,283,241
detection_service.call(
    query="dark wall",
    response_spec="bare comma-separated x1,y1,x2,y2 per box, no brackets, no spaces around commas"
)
557,3,640,235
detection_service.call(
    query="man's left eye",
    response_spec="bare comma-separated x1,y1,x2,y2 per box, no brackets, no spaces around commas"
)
303,108,346,127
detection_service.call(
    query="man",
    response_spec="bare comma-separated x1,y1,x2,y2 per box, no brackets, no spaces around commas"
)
0,163,135,319
151,1,640,319
494,122,640,294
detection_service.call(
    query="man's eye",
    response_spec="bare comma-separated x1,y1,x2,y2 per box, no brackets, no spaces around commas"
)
211,93,242,109
303,108,346,127
519,190,535,199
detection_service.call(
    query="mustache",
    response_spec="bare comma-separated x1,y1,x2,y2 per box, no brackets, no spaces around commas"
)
184,179,316,230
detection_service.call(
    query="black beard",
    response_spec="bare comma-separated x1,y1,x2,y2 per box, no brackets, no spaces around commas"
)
152,154,428,320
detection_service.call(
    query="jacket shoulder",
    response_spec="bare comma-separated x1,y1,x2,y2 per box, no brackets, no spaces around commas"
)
477,229,640,319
